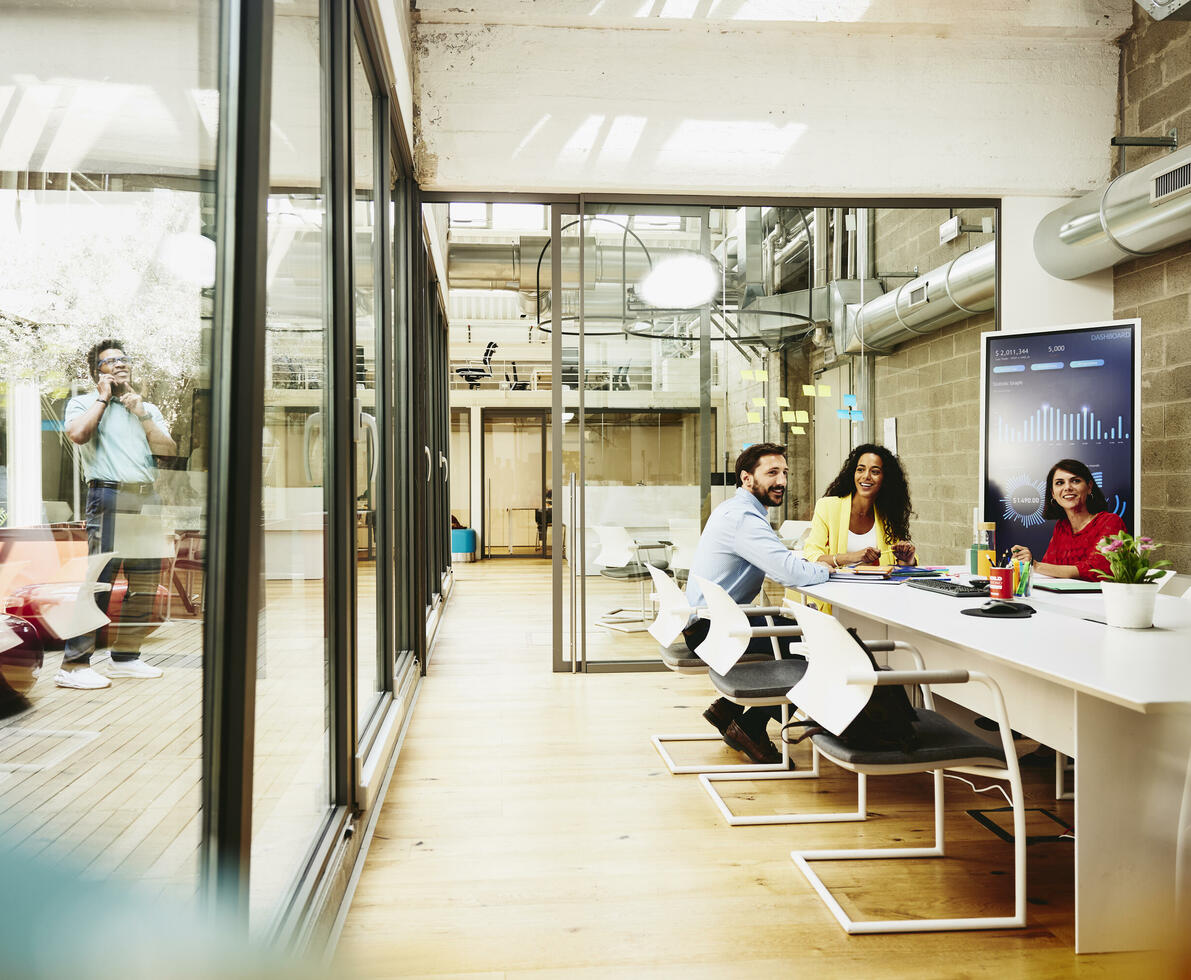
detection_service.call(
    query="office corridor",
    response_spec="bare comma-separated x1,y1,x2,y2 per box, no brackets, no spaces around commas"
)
334,560,1163,978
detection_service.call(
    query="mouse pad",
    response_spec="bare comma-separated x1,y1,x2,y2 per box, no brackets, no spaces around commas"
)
961,603,1036,619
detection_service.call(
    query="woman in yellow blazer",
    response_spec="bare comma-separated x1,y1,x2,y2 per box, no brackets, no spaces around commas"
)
803,443,917,568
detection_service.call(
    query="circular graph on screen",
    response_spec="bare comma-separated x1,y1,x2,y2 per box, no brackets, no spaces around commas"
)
1000,474,1046,528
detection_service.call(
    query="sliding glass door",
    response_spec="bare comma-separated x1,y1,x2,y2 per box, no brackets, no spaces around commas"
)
552,205,714,671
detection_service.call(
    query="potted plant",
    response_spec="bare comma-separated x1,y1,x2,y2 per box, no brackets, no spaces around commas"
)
1094,531,1171,629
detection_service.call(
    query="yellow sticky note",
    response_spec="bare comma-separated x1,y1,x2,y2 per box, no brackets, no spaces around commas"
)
755,370,769,381
802,384,816,396
796,410,809,423
777,397,790,407
747,412,761,423
818,384,831,396
752,396,766,406
791,425,806,435
781,411,796,422
740,369,754,380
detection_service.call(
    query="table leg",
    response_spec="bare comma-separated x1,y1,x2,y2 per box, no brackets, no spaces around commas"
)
1074,693,1191,953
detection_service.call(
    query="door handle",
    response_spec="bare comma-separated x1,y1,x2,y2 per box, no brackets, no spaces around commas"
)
424,446,432,483
439,452,449,482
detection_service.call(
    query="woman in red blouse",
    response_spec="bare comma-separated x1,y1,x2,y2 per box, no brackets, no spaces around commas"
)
1009,458,1126,581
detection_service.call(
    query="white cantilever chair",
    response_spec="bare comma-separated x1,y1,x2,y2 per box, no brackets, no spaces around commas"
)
646,564,787,776
693,575,876,827
593,525,668,633
777,520,813,552
18,552,115,641
665,521,701,587
787,601,1027,935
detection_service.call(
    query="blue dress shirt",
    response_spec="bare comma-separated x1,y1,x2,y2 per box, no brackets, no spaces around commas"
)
684,487,829,614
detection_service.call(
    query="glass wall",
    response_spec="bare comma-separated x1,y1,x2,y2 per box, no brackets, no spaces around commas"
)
351,35,383,736
0,0,218,900
449,409,471,529
0,0,437,954
251,0,332,931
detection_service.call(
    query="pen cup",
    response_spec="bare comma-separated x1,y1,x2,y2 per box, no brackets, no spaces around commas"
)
989,567,1014,600
1013,558,1032,597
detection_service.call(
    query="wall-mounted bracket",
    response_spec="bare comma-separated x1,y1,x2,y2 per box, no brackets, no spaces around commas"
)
1112,129,1178,174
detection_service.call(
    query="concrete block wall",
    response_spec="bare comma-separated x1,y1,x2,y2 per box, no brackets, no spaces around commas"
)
869,207,996,566
1114,8,1191,574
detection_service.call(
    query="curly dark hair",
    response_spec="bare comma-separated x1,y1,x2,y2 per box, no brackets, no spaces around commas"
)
1041,458,1108,521
823,443,914,542
733,442,786,487
87,338,126,381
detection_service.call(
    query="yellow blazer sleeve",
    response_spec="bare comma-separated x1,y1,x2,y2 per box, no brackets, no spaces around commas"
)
873,508,897,566
802,496,840,563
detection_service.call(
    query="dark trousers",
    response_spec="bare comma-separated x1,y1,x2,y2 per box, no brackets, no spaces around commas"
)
683,613,801,735
63,485,163,665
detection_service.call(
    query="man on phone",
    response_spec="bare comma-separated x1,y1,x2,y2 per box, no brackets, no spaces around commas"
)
59,340,177,689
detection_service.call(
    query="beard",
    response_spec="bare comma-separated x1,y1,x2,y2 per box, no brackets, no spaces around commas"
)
750,484,784,508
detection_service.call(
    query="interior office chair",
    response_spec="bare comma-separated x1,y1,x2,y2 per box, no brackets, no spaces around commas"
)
592,525,668,633
505,360,529,391
777,519,813,552
665,520,700,587
692,575,885,827
455,341,497,389
786,601,1027,935
646,564,790,776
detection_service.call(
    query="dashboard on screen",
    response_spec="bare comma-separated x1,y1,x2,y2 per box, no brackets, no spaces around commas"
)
982,321,1139,562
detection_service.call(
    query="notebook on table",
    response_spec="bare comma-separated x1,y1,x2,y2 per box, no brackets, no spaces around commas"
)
1032,579,1102,593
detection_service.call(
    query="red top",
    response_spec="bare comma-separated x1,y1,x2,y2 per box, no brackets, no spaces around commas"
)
1041,510,1127,581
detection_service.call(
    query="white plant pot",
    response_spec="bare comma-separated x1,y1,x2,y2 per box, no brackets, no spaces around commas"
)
1100,582,1159,629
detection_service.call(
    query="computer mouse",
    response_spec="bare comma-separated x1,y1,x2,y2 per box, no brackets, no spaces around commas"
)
980,599,1034,616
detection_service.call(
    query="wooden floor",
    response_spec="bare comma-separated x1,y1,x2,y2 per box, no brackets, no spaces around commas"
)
336,559,1179,978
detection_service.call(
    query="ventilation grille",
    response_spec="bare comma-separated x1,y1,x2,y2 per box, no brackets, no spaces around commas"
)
1152,161,1191,205
908,283,929,306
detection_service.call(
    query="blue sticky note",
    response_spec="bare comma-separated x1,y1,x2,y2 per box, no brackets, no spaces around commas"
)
851,409,865,421
836,409,850,419
842,394,857,408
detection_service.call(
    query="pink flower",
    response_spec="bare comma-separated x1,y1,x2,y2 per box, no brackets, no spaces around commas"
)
1139,541,1156,552
1101,539,1123,553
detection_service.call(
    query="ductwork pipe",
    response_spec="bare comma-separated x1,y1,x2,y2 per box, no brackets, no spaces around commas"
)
844,241,995,355
1034,144,1191,279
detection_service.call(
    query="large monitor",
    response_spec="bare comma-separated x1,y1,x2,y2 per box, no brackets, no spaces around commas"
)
980,319,1140,562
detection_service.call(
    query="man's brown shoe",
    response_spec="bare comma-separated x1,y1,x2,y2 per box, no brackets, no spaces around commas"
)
722,719,786,765
702,697,743,735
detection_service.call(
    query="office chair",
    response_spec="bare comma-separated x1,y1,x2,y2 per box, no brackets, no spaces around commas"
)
592,525,668,633
787,601,1027,934
455,341,497,389
505,360,529,391
691,575,880,826
665,521,700,587
646,564,792,776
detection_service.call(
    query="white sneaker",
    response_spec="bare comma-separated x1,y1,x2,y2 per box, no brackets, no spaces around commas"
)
105,658,163,679
56,666,113,690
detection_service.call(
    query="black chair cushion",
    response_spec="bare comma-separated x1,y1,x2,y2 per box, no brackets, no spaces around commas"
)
810,708,1007,768
708,657,808,700
658,641,772,672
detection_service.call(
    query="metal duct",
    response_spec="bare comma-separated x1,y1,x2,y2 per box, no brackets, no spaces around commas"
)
1034,144,1191,280
842,241,995,355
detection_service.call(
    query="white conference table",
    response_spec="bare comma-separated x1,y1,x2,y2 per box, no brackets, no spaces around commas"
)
787,576,1191,955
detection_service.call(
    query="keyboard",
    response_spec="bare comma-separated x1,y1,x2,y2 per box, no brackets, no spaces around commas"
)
906,578,990,598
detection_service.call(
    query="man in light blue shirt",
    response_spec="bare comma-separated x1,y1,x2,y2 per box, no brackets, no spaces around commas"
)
59,340,177,690
683,442,829,763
